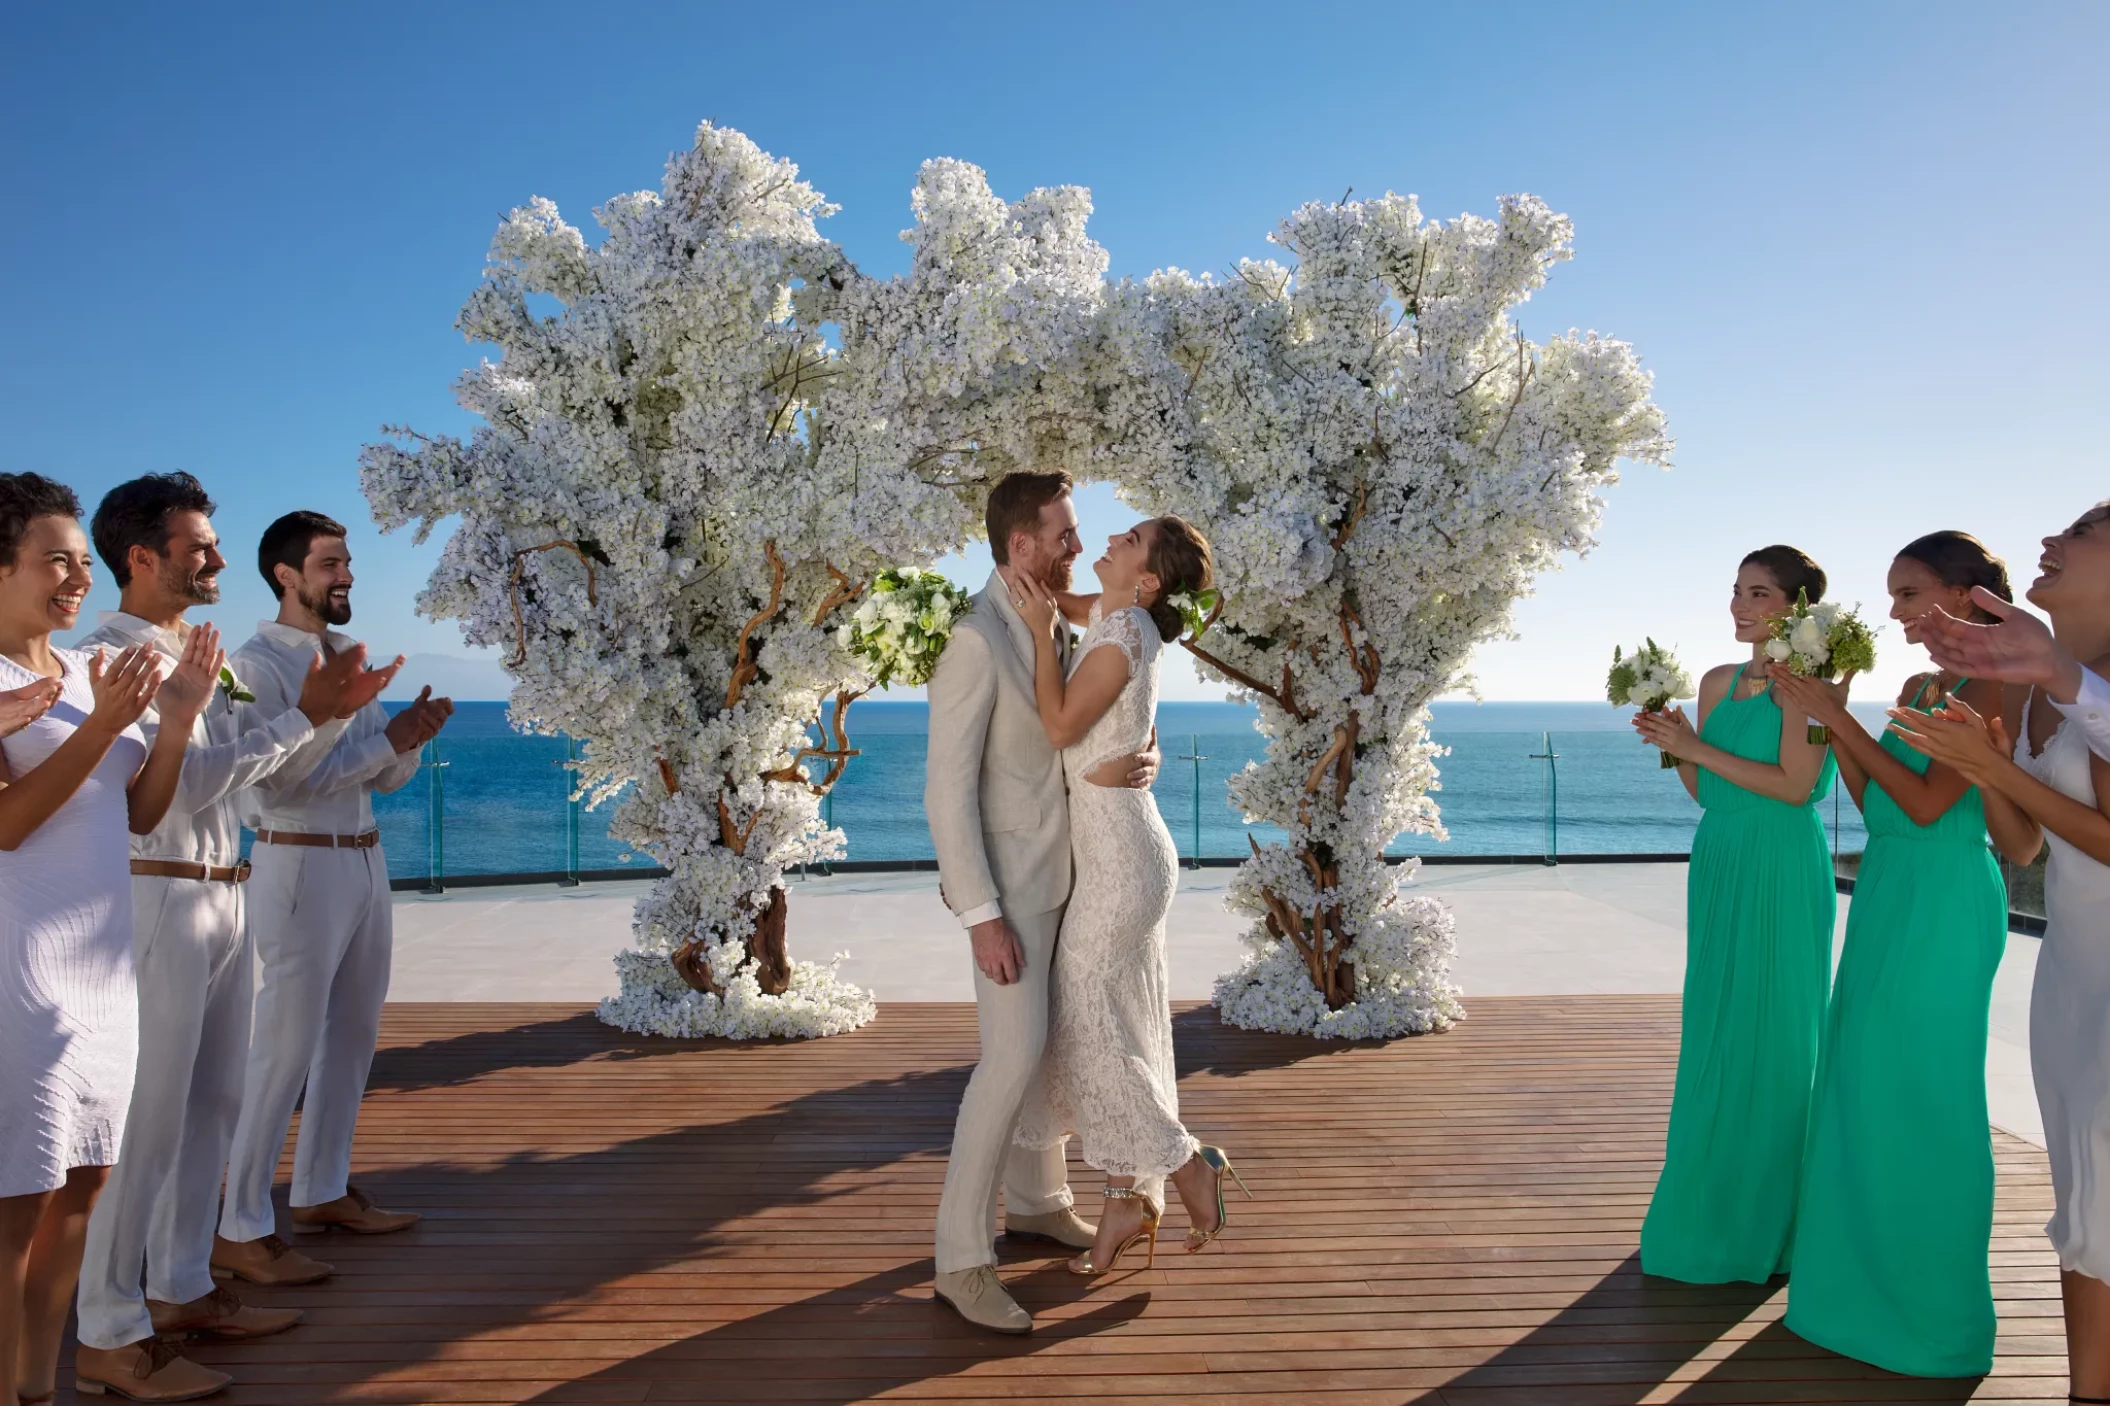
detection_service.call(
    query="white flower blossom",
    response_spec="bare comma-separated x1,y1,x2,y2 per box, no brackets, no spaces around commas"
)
361,122,1669,1041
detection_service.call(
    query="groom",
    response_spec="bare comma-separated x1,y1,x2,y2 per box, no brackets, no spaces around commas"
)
925,469,1159,1334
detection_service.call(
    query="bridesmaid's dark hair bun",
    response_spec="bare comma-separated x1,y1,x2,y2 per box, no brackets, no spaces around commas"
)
1896,531,2011,619
1740,544,1826,605
1144,515,1213,644
0,473,83,569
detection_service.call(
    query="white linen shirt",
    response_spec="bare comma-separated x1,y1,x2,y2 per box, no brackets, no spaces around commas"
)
2053,668,2110,764
76,613,338,869
231,622,422,834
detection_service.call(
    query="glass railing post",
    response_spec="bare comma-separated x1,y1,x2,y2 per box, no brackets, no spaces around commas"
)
1529,731,1559,866
1175,734,1207,869
561,734,580,888
422,738,447,896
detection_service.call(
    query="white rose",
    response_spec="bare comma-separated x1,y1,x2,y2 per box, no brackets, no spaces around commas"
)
1763,638,1793,662
1789,618,1827,657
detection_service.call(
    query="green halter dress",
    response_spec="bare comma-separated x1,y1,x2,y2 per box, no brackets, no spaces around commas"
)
1784,679,2007,1375
1641,664,1837,1283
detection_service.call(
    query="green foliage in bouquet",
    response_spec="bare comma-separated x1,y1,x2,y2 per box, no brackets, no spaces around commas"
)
837,568,973,689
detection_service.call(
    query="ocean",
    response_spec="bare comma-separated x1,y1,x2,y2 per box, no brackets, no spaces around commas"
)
365,700,1889,884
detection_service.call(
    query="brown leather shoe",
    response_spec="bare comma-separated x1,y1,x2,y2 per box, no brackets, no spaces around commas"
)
74,1337,230,1400
209,1233,333,1286
149,1285,302,1339
289,1184,419,1235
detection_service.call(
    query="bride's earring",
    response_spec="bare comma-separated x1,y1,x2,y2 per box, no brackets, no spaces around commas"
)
1132,585,1140,605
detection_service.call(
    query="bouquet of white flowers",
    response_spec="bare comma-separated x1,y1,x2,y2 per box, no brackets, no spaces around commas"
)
1762,590,1878,742
836,569,972,689
1607,639,1695,767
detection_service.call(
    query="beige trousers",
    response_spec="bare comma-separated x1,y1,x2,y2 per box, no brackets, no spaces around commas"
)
934,906,1073,1272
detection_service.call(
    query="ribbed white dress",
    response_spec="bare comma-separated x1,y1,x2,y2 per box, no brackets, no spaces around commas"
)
0,648,146,1196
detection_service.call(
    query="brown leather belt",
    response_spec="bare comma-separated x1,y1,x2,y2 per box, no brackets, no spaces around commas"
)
253,829,381,850
132,858,252,883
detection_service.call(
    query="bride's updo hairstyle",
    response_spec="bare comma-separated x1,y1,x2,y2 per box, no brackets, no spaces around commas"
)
1144,515,1214,643
1895,530,2012,621
1740,544,1826,604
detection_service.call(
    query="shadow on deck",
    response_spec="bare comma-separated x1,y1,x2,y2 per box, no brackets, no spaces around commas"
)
92,997,2062,1404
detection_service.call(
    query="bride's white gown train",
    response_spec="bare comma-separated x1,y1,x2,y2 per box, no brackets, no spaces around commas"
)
1015,605,1199,1196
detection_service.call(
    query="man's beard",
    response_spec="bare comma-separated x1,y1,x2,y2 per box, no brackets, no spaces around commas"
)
1036,555,1075,592
162,561,219,606
298,581,351,626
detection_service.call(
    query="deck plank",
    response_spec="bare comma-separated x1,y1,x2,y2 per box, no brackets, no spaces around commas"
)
93,997,2068,1403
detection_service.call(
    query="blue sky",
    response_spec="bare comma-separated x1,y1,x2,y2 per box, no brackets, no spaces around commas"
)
3,2,2101,702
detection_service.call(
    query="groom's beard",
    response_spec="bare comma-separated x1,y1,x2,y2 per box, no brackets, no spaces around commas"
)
1037,555,1075,592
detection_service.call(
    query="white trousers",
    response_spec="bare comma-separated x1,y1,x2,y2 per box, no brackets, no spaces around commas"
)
76,877,252,1349
219,844,392,1243
934,906,1079,1273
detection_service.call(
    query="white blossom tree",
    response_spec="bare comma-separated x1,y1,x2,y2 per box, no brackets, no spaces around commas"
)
362,121,1669,1041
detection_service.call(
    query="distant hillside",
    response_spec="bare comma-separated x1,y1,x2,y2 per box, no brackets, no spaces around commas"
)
380,654,515,702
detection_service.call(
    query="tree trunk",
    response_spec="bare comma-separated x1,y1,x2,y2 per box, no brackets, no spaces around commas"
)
748,885,792,995
670,886,792,997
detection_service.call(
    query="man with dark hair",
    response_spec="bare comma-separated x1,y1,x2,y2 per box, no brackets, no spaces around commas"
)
90,471,217,588
73,478,398,1400
213,513,452,1288
923,470,1160,1333
256,509,352,619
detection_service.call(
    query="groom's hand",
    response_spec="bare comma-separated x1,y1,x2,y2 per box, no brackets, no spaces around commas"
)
970,917,1024,986
1123,726,1161,789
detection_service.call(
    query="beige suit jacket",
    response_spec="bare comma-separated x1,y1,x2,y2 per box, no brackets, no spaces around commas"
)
924,572,1072,923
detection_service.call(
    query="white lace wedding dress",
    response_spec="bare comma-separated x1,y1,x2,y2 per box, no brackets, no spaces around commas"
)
1015,605,1199,1192
2018,693,2110,1281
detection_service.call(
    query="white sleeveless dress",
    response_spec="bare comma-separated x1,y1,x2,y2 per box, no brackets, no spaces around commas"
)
2017,693,2110,1281
0,649,147,1196
1015,605,1199,1185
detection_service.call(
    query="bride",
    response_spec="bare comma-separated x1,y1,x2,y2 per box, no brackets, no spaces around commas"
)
1010,515,1250,1276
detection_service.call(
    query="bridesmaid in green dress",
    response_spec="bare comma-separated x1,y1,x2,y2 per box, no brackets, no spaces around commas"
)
1773,532,2012,1376
1633,545,1838,1284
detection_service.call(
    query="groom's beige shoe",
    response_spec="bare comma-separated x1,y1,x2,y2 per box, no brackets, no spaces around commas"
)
933,1264,1032,1334
1004,1206,1096,1250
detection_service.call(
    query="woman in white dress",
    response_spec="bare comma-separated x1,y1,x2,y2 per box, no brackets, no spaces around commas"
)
0,473,216,1405
1011,515,1250,1277
1893,500,2110,1401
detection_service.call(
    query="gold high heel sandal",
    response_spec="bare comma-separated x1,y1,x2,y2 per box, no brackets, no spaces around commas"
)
1183,1145,1252,1253
1068,1187,1160,1275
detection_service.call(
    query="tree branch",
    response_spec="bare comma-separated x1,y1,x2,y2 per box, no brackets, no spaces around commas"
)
725,541,786,711
506,541,600,666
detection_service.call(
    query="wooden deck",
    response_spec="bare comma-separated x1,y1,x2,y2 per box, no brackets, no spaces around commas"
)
134,997,2064,1403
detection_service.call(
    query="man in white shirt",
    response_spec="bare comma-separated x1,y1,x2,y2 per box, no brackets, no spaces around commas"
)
72,476,399,1402
1919,586,2110,758
213,511,452,1291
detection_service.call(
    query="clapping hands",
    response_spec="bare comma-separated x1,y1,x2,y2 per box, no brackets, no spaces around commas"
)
84,645,164,737
382,685,455,755
298,642,405,723
155,625,226,730
1769,670,1854,730
1886,690,2008,785
1633,703,1700,762
0,677,61,739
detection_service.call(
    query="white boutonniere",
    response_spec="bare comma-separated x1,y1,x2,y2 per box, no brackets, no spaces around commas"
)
218,665,256,705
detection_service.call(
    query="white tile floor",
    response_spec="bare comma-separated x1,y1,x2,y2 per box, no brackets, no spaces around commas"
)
387,861,2045,1146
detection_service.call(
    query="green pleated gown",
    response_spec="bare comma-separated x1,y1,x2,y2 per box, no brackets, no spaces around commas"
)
1641,666,1837,1284
1784,683,2007,1376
